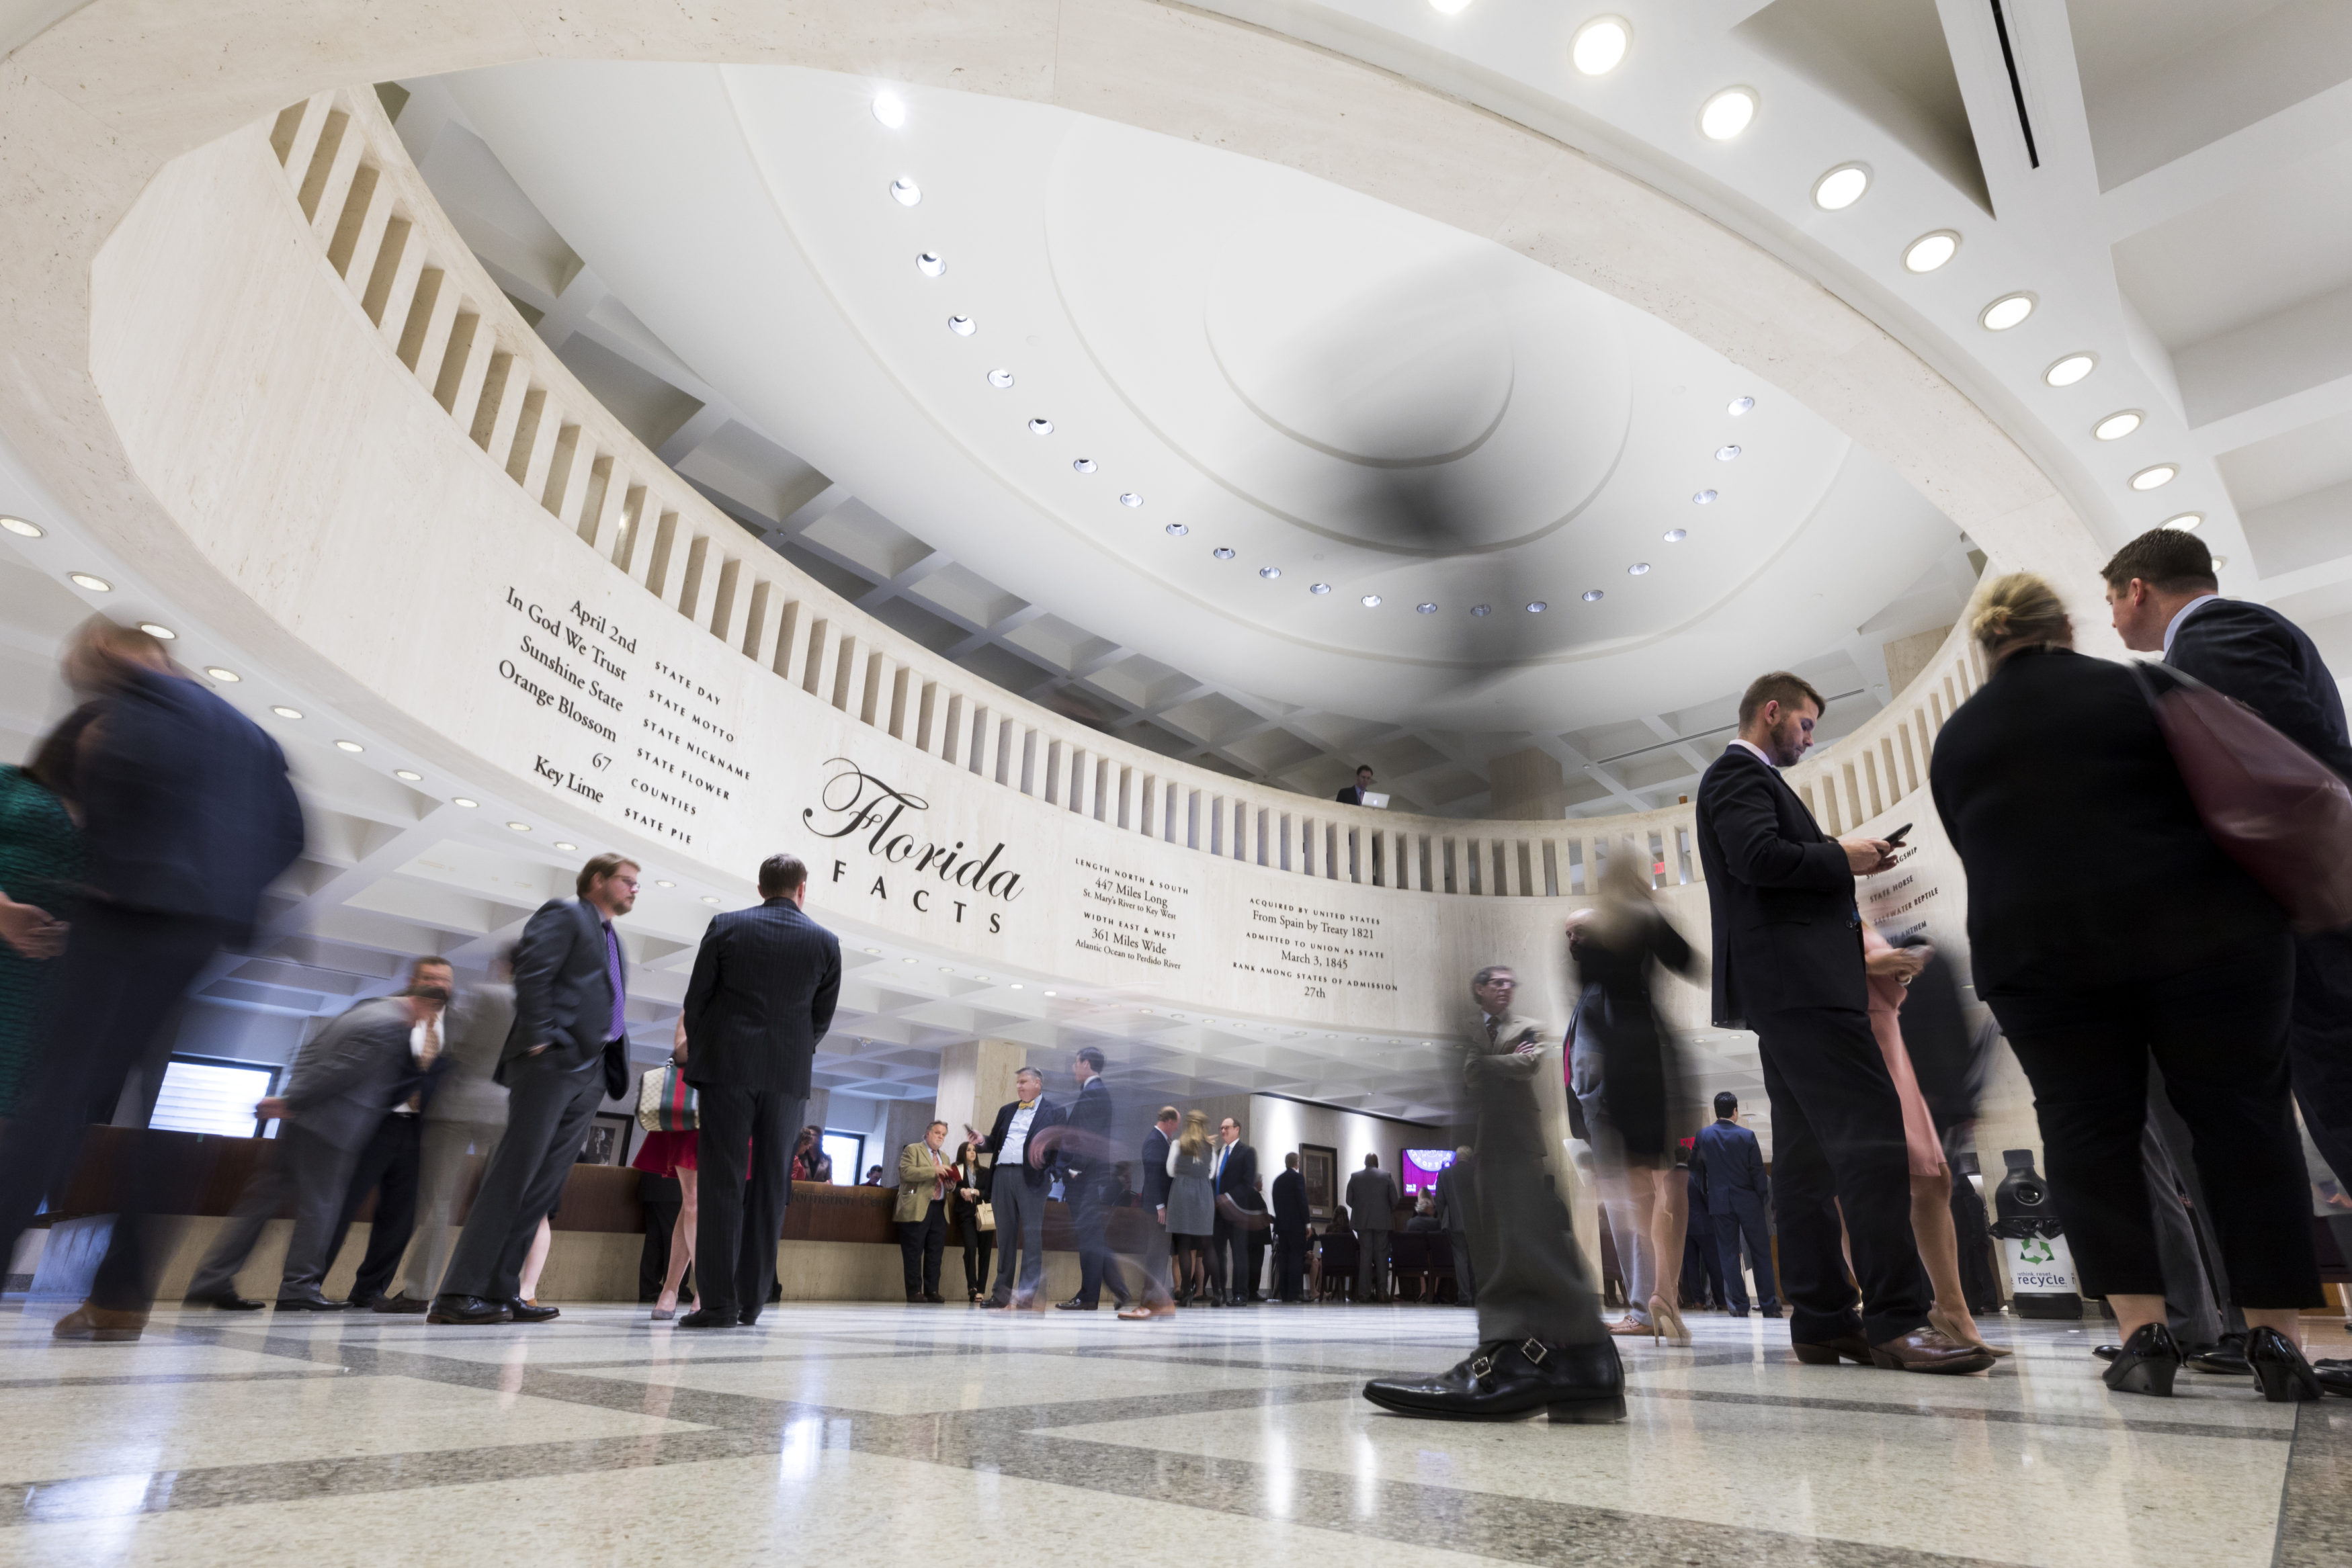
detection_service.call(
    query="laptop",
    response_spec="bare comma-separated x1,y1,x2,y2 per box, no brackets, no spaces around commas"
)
1360,791,1390,810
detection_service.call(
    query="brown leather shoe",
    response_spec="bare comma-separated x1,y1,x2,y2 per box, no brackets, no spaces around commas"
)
1869,1326,1997,1374
53,1301,148,1342
1792,1332,1872,1366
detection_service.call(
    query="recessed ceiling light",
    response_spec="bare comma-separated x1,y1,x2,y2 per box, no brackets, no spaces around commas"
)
452,797,478,808
2093,410,2142,441
1581,590,1603,603
1428,0,1474,12
1212,546,1236,560
1903,230,1960,273
872,91,907,128
864,947,882,955
916,252,946,277
1527,601,1549,613
1700,87,1757,141
1310,582,1331,595
1361,594,1382,607
554,840,577,851
2211,554,2229,570
136,622,176,640
1119,492,1142,507
889,177,920,206
270,705,302,719
2129,464,2177,491
1072,457,1095,473
1693,488,1717,505
657,879,677,888
505,820,530,832
2044,352,2097,387
2162,513,2202,531
1571,15,1629,75
1716,445,1741,461
69,572,111,592
1416,602,1437,614
1727,396,1755,416
1165,523,1188,536
1043,989,1054,996
1470,605,1490,617
902,957,917,964
1663,528,1687,543
1259,566,1282,580
394,769,423,782
1979,292,2035,331
1628,562,1650,576
334,739,363,752
702,896,720,905
1812,164,1870,210
0,516,41,537
986,367,1011,387
205,666,241,683
948,315,974,336
1028,417,1053,435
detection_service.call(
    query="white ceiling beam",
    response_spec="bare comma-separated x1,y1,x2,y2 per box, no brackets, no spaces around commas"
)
2103,77,2352,244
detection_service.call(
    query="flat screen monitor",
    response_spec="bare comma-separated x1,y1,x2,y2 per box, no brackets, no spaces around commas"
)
1401,1147,1455,1194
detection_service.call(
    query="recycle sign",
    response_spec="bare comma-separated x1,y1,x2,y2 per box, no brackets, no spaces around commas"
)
2017,1235,2055,1266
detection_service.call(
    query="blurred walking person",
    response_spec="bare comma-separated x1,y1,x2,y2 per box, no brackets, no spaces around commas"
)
320,957,455,1307
1435,1145,1476,1307
0,618,302,1340
968,1067,1054,1309
0,706,90,1117
377,950,514,1312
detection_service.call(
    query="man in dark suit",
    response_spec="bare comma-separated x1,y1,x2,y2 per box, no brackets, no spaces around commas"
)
1345,1153,1401,1302
185,986,439,1309
1434,1145,1476,1307
321,957,455,1307
431,853,639,1325
1336,765,1375,805
1694,1092,1779,1316
667,855,840,1326
0,618,304,1341
1140,1106,1179,1297
968,1066,1052,1308
2105,527,2352,1213
1212,1115,1261,1304
1271,1153,1310,1302
1695,670,1984,1373
1030,1047,1132,1311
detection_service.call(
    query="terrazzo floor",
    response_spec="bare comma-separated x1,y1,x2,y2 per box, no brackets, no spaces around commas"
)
0,1298,2345,1566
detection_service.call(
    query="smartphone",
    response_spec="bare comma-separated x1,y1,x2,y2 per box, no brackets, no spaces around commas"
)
1882,822,1913,847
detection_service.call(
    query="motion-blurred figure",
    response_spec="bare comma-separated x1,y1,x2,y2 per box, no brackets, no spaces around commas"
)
1363,965,1624,1422
320,956,453,1307
0,617,302,1340
968,1066,1053,1308
377,948,514,1312
1028,1047,1167,1319
1435,1145,1476,1307
0,706,91,1116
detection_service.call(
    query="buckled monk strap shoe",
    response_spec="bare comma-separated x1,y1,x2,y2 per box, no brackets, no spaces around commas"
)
427,1295,511,1325
1362,1338,1626,1424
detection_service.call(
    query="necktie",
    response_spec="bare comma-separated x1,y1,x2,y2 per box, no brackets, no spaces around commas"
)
1485,1016,1499,1045
407,1012,441,1112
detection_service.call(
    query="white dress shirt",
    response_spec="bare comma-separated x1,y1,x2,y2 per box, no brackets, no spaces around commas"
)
999,1101,1040,1168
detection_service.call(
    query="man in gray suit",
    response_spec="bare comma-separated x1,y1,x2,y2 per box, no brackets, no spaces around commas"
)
185,980,442,1309
1436,1145,1476,1307
376,951,515,1312
1346,1153,1400,1303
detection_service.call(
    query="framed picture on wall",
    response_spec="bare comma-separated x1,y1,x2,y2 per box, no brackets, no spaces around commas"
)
1300,1143,1337,1219
579,1112,634,1167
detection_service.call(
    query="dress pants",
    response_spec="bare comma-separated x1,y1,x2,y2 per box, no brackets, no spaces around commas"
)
2140,1113,2223,1348
398,1119,504,1301
899,1197,947,1297
1068,1166,1128,1307
1467,1056,1606,1348
2290,929,2352,1218
1214,1213,1247,1300
1355,1229,1392,1302
988,1172,1048,1303
437,1052,605,1304
692,1084,798,1320
186,1123,356,1300
1275,1228,1310,1301
1446,1228,1476,1305
1992,939,2320,1307
1751,1004,1933,1348
957,1207,995,1296
0,906,225,1313
1712,1193,1779,1313
1247,1226,1269,1299
323,1113,421,1303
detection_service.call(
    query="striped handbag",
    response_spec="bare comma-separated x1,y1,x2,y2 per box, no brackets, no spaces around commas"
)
635,1058,698,1132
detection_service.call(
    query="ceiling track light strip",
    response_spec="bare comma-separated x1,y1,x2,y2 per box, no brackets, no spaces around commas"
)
1989,0,2039,169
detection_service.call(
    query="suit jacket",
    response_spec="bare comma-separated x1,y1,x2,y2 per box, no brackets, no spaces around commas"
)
1929,646,2283,997
1213,1140,1261,1213
1693,1120,1768,1215
978,1092,1055,1190
1345,1167,1401,1232
1271,1168,1308,1237
81,666,304,936
1335,785,1366,805
1434,1158,1476,1232
2167,597,2352,782
894,1141,954,1222
1140,1127,1174,1211
1058,1076,1115,1173
502,897,629,1092
427,982,513,1127
679,896,841,1095
1693,744,1865,1027
283,996,423,1152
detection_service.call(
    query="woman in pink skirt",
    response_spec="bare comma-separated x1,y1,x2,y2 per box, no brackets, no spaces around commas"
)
633,1019,700,1320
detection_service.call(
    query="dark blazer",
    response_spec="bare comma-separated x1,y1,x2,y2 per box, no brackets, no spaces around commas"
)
977,1092,1055,1190
679,896,841,1095
283,996,425,1152
1335,785,1366,805
81,666,303,935
1693,1120,1768,1215
1058,1076,1115,1173
1929,646,2283,997
1271,1168,1308,1237
1693,744,1865,1027
1140,1127,1173,1211
1434,1158,1476,1231
2167,598,2352,781
1213,1140,1261,1211
502,897,626,1090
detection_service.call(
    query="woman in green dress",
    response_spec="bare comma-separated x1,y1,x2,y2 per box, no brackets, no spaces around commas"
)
0,708,93,1116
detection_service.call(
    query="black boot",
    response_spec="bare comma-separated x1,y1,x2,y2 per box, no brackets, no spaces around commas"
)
1362,1338,1625,1424
2102,1322,2183,1397
2246,1326,2322,1402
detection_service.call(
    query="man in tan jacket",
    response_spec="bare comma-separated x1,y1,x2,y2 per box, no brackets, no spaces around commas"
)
1363,964,1624,1423
894,1121,957,1303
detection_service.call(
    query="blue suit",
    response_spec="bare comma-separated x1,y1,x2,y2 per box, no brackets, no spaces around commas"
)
1694,1118,1779,1314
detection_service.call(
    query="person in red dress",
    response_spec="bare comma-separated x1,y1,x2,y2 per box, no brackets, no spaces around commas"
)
633,1018,700,1319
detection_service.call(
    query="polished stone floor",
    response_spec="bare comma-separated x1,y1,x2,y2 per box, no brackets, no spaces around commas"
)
0,1298,2345,1566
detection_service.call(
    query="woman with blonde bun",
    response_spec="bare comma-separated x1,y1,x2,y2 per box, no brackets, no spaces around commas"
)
1929,571,2323,1401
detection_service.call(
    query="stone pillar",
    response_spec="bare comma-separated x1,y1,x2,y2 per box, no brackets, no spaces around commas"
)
1486,746,1566,820
935,1038,1034,1140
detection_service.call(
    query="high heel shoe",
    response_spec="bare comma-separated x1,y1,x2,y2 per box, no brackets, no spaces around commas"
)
2246,1325,2323,1403
1647,1295,1691,1346
2101,1322,2182,1396
1929,1307,2013,1358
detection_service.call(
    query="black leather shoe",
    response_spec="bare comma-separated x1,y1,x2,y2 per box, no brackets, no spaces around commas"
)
509,1299,560,1323
1054,1297,1097,1311
274,1293,351,1311
1363,1338,1625,1424
2313,1358,2352,1397
427,1295,511,1325
675,1307,737,1329
2247,1325,2322,1402
2103,1322,2183,1396
921,1292,945,1305
183,1292,265,1311
372,1293,429,1315
2188,1332,2252,1376
737,1311,760,1327
2093,1344,2121,1362
1792,1332,1873,1366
